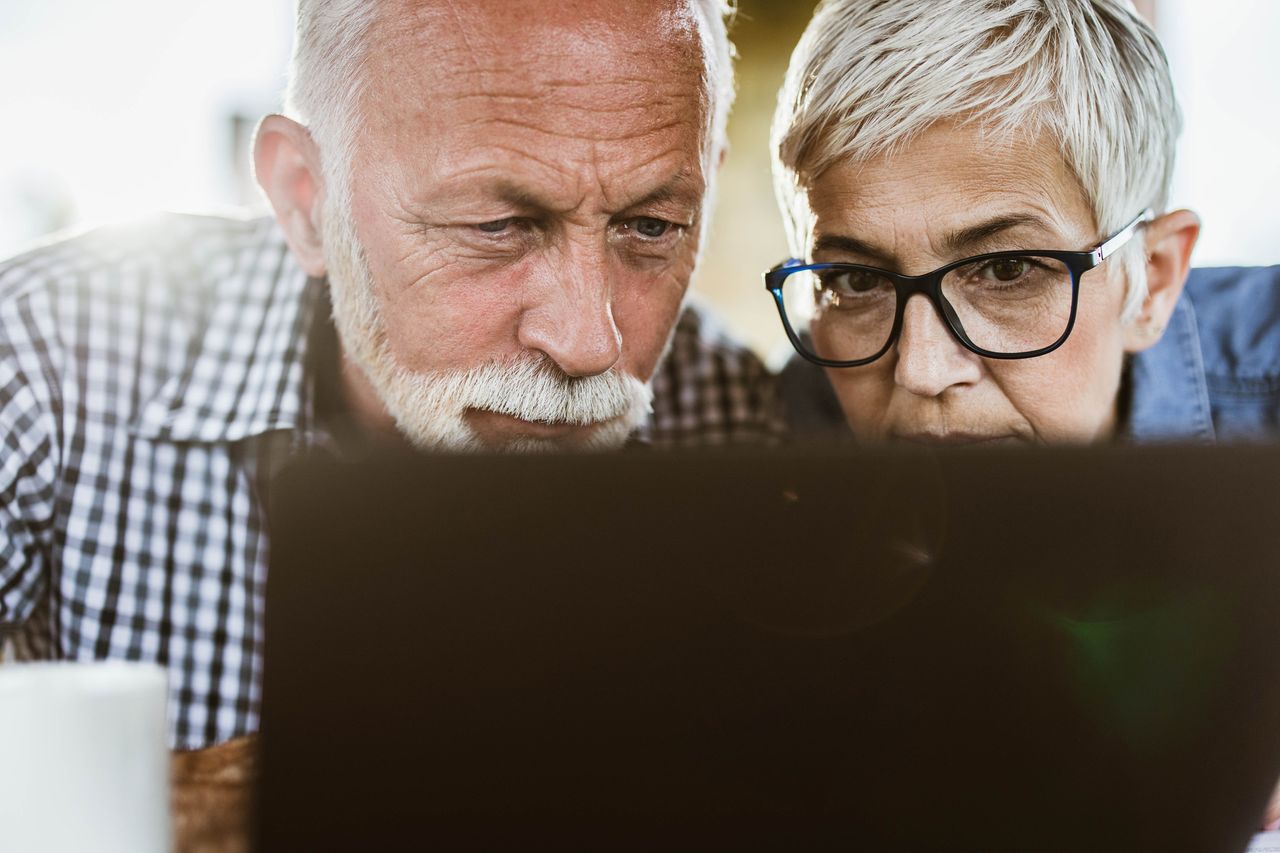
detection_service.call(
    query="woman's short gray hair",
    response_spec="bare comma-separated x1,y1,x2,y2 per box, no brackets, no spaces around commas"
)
286,0,736,215
772,0,1181,319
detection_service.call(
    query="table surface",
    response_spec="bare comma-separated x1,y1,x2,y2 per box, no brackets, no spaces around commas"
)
1250,831,1280,852
171,735,254,853
168,735,1280,853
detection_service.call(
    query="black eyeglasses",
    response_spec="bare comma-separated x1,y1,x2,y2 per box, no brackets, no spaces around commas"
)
763,209,1153,368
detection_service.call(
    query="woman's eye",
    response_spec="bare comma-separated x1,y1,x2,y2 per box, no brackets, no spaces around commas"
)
984,258,1030,282
822,269,884,295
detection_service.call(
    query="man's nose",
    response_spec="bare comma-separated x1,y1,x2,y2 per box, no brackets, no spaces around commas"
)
893,294,981,397
517,248,622,378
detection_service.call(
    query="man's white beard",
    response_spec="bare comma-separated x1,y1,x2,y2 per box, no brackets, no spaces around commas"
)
320,194,654,453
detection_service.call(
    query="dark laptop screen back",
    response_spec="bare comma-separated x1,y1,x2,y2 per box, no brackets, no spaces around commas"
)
257,446,1280,852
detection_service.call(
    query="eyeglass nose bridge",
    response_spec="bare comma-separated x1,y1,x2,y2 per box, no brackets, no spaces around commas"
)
886,269,983,356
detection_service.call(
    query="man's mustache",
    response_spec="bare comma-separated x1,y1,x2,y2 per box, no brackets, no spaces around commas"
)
396,351,652,427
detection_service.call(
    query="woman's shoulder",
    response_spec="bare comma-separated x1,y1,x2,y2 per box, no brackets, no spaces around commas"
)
1184,266,1280,384
1171,266,1280,440
777,352,853,443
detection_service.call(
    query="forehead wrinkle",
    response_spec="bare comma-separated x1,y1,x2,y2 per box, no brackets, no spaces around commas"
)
363,1,712,157
422,139,700,219
422,60,704,122
429,150,586,212
815,171,1086,249
380,0,706,82
368,45,705,144
589,143,704,213
611,168,704,210
445,76,688,102
439,172,587,217
454,112,693,147
383,74,703,191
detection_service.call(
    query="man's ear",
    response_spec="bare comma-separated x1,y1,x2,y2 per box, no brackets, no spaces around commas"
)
254,115,328,277
1123,208,1201,353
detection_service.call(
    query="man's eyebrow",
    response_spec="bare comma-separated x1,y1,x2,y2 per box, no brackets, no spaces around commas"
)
485,180,559,213
618,173,704,213
450,174,703,216
941,213,1054,254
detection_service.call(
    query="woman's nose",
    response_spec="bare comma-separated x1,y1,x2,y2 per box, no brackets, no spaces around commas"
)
892,294,982,397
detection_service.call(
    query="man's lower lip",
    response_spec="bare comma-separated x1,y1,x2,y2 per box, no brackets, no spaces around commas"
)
465,409,605,439
892,434,1023,446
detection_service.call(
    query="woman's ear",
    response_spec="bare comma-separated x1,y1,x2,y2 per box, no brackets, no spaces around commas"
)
253,115,328,277
1123,208,1201,353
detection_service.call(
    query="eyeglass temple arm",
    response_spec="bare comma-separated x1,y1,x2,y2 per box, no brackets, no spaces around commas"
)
1091,208,1154,264
764,258,805,289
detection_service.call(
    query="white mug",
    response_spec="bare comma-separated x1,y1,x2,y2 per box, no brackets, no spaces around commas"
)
0,661,171,853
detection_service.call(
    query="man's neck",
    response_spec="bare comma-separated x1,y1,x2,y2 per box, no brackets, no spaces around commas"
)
308,285,410,456
336,355,405,445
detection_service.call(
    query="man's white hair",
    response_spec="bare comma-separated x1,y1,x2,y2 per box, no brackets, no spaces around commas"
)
286,0,736,218
772,0,1181,321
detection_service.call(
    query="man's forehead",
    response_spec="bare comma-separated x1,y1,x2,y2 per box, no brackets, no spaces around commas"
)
355,0,714,168
372,0,708,79
342,0,717,210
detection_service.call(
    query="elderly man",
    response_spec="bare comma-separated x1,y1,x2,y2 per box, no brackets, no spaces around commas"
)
0,0,778,758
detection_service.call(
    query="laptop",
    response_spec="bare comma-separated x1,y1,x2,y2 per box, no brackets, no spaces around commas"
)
256,444,1280,851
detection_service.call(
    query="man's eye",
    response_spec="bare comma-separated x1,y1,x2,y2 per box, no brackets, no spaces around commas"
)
476,218,515,234
626,217,675,239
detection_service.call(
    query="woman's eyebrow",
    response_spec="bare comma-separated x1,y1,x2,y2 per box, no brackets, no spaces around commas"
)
810,233,894,265
941,213,1053,254
812,212,1057,265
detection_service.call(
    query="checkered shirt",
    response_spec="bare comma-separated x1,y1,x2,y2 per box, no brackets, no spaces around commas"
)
0,214,783,749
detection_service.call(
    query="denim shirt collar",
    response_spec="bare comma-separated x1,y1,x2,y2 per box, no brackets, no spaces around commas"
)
1126,293,1216,443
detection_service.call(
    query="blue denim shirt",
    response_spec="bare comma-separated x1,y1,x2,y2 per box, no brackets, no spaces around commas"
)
1129,266,1280,442
780,266,1280,444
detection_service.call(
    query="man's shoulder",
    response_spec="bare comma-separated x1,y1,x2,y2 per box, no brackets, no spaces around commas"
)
0,213,281,312
1183,265,1280,384
0,213,313,442
646,297,784,446
668,296,766,363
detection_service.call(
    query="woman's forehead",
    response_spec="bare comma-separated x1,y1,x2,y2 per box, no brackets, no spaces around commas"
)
806,123,1096,248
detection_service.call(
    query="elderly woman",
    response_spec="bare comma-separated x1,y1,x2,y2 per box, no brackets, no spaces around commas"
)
767,0,1280,832
771,0,1280,446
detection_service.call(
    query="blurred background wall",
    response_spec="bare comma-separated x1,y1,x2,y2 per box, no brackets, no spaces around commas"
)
0,0,1276,364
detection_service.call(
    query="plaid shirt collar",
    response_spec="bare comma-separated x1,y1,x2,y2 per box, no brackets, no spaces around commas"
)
129,239,315,444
